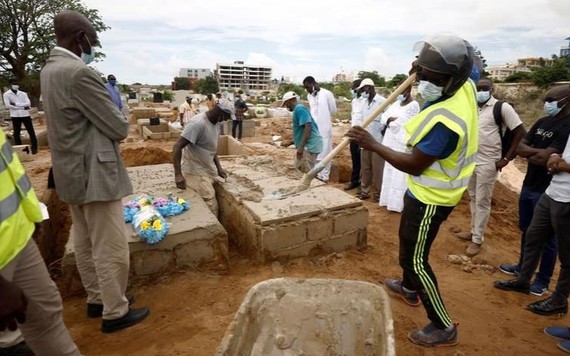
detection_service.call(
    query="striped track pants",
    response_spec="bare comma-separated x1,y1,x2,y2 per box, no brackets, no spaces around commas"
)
399,193,455,329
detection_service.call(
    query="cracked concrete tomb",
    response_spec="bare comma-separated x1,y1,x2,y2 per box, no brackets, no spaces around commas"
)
216,157,368,262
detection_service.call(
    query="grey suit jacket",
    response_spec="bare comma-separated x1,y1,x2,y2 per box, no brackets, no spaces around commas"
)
40,48,132,205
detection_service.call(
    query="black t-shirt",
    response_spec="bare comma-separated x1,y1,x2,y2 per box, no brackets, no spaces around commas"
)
523,114,570,192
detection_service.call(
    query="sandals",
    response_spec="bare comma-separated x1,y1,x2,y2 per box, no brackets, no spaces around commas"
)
356,192,370,200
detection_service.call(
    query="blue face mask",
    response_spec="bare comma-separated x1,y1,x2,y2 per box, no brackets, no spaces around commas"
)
397,94,405,102
79,36,95,65
477,91,491,103
108,79,117,86
544,101,563,117
417,80,443,102
360,91,369,100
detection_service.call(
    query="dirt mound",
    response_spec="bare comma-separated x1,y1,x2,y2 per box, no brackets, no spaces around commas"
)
121,147,172,167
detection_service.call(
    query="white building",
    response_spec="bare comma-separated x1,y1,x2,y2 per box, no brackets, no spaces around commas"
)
216,61,272,91
178,68,212,79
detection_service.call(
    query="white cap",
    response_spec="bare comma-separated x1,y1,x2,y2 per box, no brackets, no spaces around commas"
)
281,91,298,106
357,78,375,89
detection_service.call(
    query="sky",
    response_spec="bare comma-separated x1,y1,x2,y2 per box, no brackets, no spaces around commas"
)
81,0,570,85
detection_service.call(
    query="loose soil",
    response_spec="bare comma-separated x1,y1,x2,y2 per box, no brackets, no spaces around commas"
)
21,117,567,356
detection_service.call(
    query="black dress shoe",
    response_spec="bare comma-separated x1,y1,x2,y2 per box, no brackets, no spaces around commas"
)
101,307,150,333
0,341,34,356
344,181,360,190
494,279,530,294
527,297,568,316
87,294,135,318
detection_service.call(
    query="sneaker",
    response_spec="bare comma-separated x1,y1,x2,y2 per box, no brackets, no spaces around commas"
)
408,322,458,347
493,278,530,294
530,280,549,297
545,326,570,341
465,242,481,257
384,278,421,307
527,296,568,316
454,232,472,241
499,263,520,276
559,340,570,353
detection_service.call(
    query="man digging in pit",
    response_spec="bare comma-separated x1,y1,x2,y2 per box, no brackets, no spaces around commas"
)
173,99,234,216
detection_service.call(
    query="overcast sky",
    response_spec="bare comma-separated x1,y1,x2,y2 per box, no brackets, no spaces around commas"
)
81,0,570,85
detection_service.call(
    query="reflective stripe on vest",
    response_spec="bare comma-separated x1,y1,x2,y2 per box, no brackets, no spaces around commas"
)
407,107,476,185
0,140,13,173
0,174,32,223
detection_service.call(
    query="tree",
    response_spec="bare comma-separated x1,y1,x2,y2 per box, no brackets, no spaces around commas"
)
194,76,219,95
173,77,191,90
531,56,570,88
357,71,386,87
277,83,306,100
387,74,408,88
0,0,108,99
504,71,532,83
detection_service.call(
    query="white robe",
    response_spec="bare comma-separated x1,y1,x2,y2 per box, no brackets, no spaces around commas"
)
379,100,420,212
307,88,337,181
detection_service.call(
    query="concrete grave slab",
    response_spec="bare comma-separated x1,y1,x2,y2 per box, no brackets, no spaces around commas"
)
216,158,368,262
62,164,228,281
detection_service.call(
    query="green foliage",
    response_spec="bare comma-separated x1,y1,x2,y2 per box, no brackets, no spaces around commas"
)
531,56,570,88
118,84,130,93
162,90,174,101
387,74,408,88
0,0,108,93
173,77,191,90
194,76,219,95
277,83,306,100
504,71,532,83
357,71,386,87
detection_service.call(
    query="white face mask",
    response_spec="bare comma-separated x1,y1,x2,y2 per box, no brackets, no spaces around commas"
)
79,36,95,65
477,91,491,103
397,94,405,102
10,85,19,92
417,80,443,102
360,91,369,100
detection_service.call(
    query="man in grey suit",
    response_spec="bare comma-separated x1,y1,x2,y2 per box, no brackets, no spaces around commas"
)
40,11,149,333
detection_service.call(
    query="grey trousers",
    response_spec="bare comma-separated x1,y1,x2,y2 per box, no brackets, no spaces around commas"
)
466,163,498,244
360,149,385,197
70,200,130,320
0,240,80,356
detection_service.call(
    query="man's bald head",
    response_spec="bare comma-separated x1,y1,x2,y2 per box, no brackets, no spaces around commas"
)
545,84,570,101
54,10,97,56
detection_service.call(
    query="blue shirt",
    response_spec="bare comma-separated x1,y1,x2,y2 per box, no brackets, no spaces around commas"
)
105,82,122,110
292,104,323,154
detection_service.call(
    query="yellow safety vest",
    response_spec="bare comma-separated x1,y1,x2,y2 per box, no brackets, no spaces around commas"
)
405,80,478,206
0,131,43,269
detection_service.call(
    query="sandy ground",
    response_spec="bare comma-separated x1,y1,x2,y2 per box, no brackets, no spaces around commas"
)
21,117,568,356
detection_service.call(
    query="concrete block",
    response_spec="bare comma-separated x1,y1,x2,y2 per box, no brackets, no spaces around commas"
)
174,239,216,268
217,135,247,156
333,207,369,236
222,120,255,138
262,223,306,252
321,230,360,253
306,217,333,242
269,240,319,260
131,249,174,276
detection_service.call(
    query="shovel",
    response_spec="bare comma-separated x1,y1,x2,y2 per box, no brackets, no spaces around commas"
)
291,73,418,196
